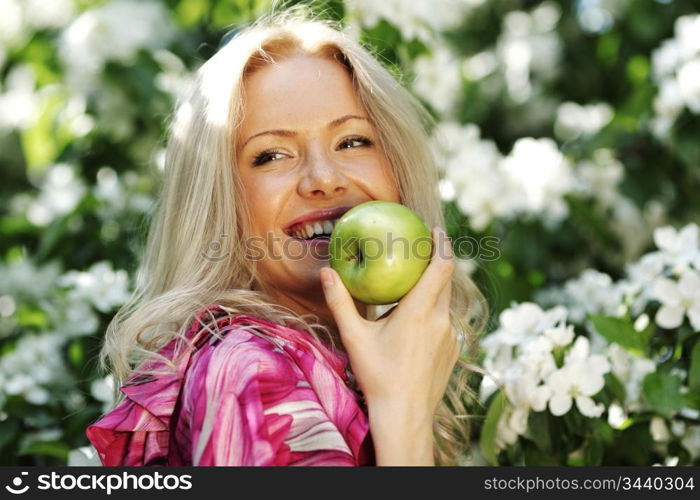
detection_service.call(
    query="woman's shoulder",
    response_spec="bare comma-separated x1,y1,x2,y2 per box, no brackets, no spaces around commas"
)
184,304,350,384
86,304,369,466
185,319,305,396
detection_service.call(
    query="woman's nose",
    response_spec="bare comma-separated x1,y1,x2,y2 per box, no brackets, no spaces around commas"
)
297,151,349,198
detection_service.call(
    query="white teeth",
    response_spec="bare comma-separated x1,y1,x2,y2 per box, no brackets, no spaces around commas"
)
291,219,337,239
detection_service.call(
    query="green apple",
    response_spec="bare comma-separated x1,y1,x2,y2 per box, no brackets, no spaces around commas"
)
328,201,433,305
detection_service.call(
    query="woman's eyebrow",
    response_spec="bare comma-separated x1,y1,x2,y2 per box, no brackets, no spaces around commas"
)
241,114,369,149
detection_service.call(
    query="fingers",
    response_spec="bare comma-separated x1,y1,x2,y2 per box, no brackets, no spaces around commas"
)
435,269,452,311
402,226,455,308
320,267,363,336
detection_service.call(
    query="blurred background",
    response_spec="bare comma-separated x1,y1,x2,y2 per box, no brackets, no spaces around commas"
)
0,0,698,466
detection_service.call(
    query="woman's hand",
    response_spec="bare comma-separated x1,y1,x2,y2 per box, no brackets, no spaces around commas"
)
320,227,458,465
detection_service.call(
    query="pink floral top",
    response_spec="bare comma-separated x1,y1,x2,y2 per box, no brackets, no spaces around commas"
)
86,305,374,466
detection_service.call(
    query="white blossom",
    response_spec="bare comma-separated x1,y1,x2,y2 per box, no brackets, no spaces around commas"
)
59,0,175,91
344,0,483,44
573,149,624,207
26,164,86,226
543,323,575,347
90,375,116,413
58,261,130,313
681,426,700,460
607,344,656,411
652,268,700,331
520,336,558,381
607,402,628,429
0,334,71,407
412,43,462,116
499,138,574,225
651,14,700,135
152,49,196,102
537,269,624,323
653,223,699,273
0,0,29,49
555,101,613,141
650,416,671,442
0,258,61,302
23,0,76,30
545,337,610,417
677,58,700,113
0,64,39,130
480,303,568,403
503,368,552,436
623,252,666,314
495,406,520,450
67,445,102,466
496,2,562,103
431,122,509,230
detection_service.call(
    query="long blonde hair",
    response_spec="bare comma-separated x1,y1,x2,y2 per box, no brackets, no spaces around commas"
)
100,6,489,465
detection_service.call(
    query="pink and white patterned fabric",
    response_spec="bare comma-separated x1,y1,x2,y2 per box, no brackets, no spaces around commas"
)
86,304,374,466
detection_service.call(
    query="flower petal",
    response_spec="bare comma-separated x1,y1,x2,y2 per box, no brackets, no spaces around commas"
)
531,385,552,412
509,408,529,435
652,277,682,306
687,306,700,332
656,305,685,329
579,372,605,396
575,396,604,417
653,226,676,252
678,270,700,298
545,369,570,393
588,354,611,375
549,392,572,416
677,224,699,252
565,336,590,363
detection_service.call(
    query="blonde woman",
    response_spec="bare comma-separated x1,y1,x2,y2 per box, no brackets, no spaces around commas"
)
86,8,487,466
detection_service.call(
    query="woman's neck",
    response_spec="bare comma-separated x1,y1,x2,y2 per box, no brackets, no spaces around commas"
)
259,282,368,340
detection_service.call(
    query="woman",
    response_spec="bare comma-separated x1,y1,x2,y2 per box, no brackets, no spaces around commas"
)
86,8,487,466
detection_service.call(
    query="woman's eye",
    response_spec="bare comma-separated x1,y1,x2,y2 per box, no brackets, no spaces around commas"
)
253,150,285,166
338,136,372,150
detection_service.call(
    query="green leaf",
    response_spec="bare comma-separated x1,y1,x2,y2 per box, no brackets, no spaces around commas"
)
604,372,627,403
591,419,616,444
563,409,587,436
642,372,684,418
584,438,604,465
68,339,84,368
689,340,700,394
16,304,49,329
524,442,560,465
669,440,693,466
480,390,507,466
20,88,72,175
588,315,653,355
683,392,700,411
18,440,69,461
0,419,20,452
174,0,209,28
527,411,551,452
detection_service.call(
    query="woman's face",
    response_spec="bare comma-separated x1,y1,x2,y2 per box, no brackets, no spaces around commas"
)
236,54,400,314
